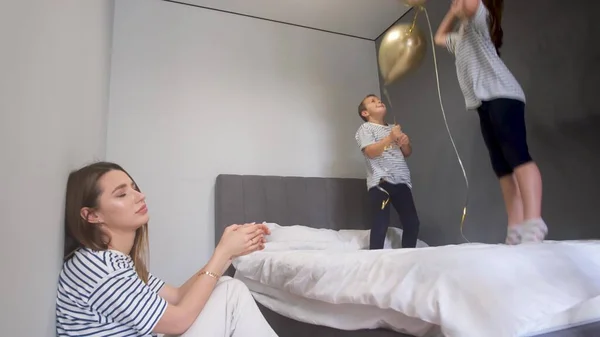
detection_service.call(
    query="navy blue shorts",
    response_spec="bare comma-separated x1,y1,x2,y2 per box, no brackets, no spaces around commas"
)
477,98,533,178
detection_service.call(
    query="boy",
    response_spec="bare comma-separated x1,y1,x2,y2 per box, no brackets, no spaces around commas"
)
355,94,420,249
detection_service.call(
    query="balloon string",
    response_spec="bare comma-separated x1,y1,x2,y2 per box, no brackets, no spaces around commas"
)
409,8,420,32
378,88,395,210
382,87,396,125
417,6,469,243
376,184,391,210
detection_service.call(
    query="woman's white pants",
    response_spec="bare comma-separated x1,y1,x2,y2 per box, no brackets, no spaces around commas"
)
179,276,278,337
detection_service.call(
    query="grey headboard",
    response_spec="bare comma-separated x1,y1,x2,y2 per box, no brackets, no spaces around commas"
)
214,174,401,247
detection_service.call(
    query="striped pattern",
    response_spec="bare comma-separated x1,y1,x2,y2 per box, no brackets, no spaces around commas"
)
355,122,412,190
446,0,525,110
56,248,167,337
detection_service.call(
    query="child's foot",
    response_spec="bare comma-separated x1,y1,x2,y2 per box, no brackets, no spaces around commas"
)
520,218,548,243
505,225,523,245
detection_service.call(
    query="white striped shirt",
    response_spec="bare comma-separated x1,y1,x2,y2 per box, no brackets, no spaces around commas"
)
355,122,412,190
56,248,167,337
446,0,525,110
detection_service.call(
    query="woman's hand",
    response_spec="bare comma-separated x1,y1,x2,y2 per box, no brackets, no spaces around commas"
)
215,223,268,259
233,223,270,257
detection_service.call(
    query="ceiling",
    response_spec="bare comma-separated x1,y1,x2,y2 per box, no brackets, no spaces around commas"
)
165,0,412,41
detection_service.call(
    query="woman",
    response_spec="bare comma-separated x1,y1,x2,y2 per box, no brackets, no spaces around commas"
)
56,161,278,336
434,0,547,244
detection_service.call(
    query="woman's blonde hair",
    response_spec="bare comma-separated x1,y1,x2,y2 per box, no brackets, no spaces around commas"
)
63,162,150,283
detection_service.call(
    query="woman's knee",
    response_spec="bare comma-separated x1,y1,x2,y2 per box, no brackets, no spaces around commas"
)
221,277,246,288
222,278,253,299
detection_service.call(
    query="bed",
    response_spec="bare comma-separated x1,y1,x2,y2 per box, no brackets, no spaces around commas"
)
214,174,600,337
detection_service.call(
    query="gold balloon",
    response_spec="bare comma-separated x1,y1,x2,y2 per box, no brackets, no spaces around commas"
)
378,23,427,85
402,0,427,7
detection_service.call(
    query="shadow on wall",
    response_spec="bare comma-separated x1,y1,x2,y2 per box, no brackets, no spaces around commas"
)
375,0,600,245
530,115,600,240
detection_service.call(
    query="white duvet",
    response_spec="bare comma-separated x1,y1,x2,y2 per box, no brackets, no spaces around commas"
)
232,224,600,337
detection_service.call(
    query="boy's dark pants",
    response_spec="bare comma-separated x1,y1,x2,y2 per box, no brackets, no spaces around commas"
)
368,180,420,249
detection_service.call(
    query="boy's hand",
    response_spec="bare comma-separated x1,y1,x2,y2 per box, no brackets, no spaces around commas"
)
390,125,402,141
398,133,410,146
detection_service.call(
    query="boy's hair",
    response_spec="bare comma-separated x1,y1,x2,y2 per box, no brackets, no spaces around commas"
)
358,94,377,122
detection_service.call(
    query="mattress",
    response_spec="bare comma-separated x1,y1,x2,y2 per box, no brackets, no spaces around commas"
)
237,274,600,337
232,224,600,337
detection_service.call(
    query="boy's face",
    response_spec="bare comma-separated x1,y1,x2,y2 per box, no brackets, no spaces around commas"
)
361,96,386,120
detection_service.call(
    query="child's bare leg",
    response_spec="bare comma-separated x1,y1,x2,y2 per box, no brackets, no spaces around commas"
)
499,174,524,244
514,161,547,242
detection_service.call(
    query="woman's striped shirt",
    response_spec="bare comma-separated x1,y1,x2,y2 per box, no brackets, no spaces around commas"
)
56,248,167,337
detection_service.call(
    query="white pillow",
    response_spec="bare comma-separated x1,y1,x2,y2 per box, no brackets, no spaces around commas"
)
264,223,343,243
263,222,428,250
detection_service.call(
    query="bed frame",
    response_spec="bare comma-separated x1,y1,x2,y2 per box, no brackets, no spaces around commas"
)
214,174,600,337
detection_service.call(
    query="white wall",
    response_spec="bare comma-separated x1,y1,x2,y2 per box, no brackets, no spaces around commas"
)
107,0,381,284
0,1,114,335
